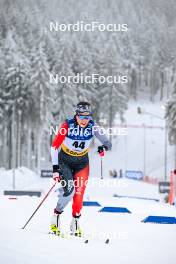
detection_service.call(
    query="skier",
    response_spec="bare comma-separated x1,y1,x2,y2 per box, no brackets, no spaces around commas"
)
50,101,112,236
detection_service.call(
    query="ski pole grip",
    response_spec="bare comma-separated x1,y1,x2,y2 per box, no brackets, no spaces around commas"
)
99,151,104,157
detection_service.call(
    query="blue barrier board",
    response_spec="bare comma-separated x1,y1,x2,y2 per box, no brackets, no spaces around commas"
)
142,216,176,224
99,207,131,213
125,170,143,180
83,201,101,207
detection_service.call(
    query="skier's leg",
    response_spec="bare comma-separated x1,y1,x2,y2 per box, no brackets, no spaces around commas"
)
50,162,74,234
70,165,89,236
72,164,89,216
55,160,75,212
50,209,62,235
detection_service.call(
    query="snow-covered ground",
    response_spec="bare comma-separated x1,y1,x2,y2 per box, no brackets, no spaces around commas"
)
0,166,176,264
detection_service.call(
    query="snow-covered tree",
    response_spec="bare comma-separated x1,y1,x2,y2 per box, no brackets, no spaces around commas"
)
166,84,176,145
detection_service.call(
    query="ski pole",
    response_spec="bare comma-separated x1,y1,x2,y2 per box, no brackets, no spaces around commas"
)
100,156,103,179
99,151,104,179
22,182,56,229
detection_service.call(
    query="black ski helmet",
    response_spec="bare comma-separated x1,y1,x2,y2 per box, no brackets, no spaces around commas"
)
75,101,92,115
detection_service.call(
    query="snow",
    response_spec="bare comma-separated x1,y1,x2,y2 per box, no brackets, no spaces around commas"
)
0,166,176,264
0,167,47,194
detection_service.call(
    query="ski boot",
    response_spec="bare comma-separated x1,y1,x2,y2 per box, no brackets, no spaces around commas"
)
70,216,82,237
50,209,61,236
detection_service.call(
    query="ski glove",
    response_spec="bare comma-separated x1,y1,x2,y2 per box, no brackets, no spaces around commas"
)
98,145,108,153
97,145,108,156
52,165,62,182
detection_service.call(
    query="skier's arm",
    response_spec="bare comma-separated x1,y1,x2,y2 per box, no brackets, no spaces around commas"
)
50,121,68,168
93,124,112,150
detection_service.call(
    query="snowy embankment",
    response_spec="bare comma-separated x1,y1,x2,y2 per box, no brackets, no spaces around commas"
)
0,166,176,264
0,167,48,194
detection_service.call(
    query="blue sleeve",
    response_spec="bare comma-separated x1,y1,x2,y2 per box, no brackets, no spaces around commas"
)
93,123,112,150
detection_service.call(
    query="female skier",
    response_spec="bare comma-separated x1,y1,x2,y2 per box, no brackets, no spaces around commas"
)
50,101,112,236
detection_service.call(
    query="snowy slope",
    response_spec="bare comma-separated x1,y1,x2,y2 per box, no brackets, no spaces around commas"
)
0,174,176,264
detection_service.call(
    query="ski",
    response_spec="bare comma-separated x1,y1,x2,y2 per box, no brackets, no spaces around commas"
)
49,231,110,244
48,231,65,238
70,236,110,244
68,235,110,244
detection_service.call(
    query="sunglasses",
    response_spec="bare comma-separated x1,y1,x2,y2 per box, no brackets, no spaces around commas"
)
77,115,92,120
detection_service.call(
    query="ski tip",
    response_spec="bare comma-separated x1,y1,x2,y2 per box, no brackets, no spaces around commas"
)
84,239,89,243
